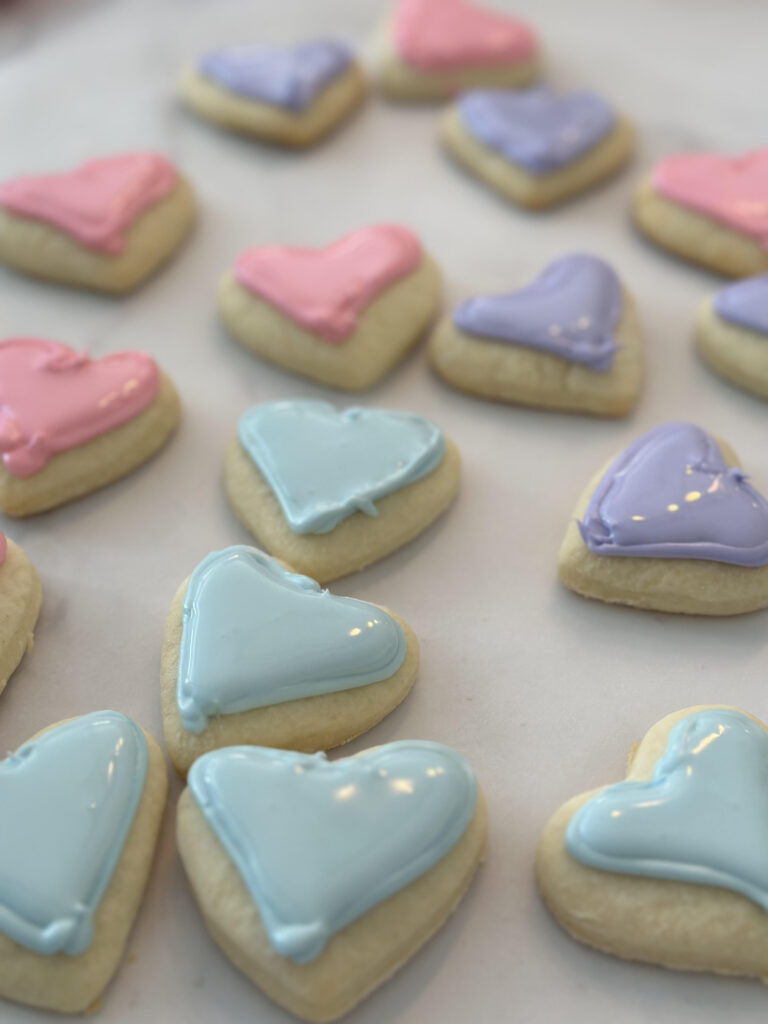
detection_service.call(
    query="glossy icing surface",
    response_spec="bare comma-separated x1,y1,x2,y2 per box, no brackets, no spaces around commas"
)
453,253,622,370
177,546,406,733
578,422,768,566
0,711,147,955
713,274,768,335
233,224,422,342
0,338,159,477
566,709,768,910
458,87,616,174
198,40,351,111
653,151,768,250
237,400,445,534
393,0,536,71
0,153,177,254
187,741,477,962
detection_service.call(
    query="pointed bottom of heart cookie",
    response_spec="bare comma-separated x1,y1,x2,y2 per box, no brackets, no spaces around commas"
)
178,785,486,1022
695,298,768,400
632,179,768,279
223,434,460,583
536,706,768,984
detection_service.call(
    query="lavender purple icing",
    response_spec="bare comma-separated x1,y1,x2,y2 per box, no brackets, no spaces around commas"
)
579,422,768,567
453,254,621,370
713,275,768,336
198,41,352,111
457,86,616,174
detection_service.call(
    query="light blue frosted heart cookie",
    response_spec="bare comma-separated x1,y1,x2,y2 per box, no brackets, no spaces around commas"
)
236,400,446,534
566,709,768,905
175,546,407,733
184,741,478,964
0,711,147,956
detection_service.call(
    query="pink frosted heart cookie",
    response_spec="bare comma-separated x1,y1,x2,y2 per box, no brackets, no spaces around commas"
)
0,153,196,292
377,0,540,101
217,224,441,390
633,150,768,277
0,338,180,515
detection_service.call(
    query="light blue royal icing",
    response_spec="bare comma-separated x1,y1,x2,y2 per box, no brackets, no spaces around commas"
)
176,546,407,734
187,741,477,963
0,711,147,956
566,709,768,909
237,400,445,535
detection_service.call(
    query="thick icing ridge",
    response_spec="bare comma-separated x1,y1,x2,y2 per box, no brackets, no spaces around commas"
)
199,40,351,111
453,253,622,370
578,422,768,566
234,224,422,342
237,400,445,534
0,711,147,955
187,741,477,962
458,87,616,174
0,153,177,254
713,274,768,336
177,546,407,733
393,0,536,71
0,338,159,477
566,709,768,911
653,151,768,250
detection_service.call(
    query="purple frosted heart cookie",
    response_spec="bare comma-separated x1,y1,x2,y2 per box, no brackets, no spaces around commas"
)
179,39,366,147
429,253,643,416
696,274,768,400
440,85,633,208
559,422,768,615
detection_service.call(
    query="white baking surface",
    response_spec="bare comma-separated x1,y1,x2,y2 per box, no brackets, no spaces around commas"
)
0,0,767,1020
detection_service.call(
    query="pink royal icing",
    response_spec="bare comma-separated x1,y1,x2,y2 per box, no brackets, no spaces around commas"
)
393,0,536,71
234,225,423,342
0,339,160,477
0,154,178,255
653,151,768,250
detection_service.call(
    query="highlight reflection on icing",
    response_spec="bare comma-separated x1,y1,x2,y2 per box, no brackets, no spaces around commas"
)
0,711,147,955
234,224,422,342
0,153,177,254
653,151,768,250
453,253,621,370
237,400,445,534
713,274,768,336
457,87,616,174
0,338,159,477
177,546,407,733
566,709,768,910
579,422,768,566
393,0,536,71
199,41,351,110
187,741,477,962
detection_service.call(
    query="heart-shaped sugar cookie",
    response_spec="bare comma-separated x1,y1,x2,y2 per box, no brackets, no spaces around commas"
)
558,422,768,614
695,275,768,400
537,706,768,982
177,741,486,1021
160,546,419,774
0,536,41,699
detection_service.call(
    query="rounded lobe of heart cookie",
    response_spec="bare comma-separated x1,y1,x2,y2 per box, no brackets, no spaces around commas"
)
453,253,622,370
0,153,178,254
0,711,147,956
176,546,407,733
0,338,160,477
578,422,768,566
186,740,477,963
393,0,536,70
198,40,352,110
652,151,768,250
233,224,423,342
456,86,616,174
237,399,446,534
713,274,768,335
565,709,768,910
